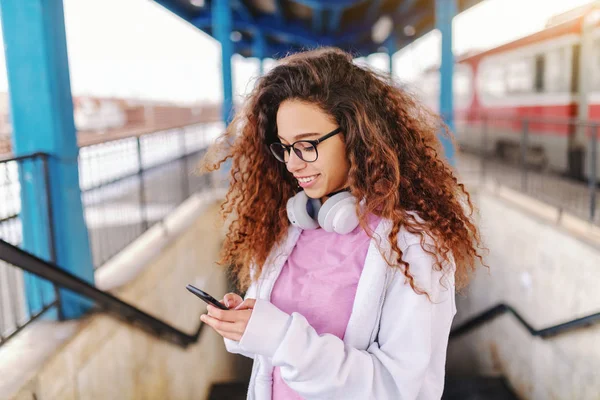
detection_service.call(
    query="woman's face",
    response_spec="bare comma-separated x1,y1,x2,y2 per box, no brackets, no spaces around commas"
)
276,99,350,201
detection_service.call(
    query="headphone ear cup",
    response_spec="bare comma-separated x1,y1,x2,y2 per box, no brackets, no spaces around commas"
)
317,192,359,234
287,191,320,230
330,198,360,234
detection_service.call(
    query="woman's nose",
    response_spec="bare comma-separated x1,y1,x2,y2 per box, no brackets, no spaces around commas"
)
286,149,306,172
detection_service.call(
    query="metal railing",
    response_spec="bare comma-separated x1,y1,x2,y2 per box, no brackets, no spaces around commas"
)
0,238,202,347
0,122,223,344
453,115,600,225
450,303,600,340
0,152,62,343
79,122,222,268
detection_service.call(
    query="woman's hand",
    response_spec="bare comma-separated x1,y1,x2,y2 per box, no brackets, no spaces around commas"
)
201,294,256,341
222,292,244,309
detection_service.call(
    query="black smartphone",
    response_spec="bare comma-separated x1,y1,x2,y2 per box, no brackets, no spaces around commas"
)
186,284,229,310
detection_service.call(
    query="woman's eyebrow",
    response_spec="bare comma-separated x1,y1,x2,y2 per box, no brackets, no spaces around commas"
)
277,132,320,142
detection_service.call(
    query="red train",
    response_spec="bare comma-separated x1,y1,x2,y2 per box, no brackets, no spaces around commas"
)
415,3,600,179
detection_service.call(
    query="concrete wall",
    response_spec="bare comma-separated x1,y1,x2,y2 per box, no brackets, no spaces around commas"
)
447,188,600,400
0,193,248,400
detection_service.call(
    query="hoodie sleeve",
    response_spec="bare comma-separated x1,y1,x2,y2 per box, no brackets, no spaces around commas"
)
236,242,456,399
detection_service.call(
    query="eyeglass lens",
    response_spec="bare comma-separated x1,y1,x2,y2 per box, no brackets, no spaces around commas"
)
271,141,317,163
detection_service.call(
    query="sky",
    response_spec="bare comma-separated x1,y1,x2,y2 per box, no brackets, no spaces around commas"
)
0,0,596,104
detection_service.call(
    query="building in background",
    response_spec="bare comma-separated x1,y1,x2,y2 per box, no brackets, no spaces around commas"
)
0,93,220,156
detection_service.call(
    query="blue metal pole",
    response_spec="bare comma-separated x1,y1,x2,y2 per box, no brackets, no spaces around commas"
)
213,0,234,124
385,36,396,79
0,0,94,319
312,5,323,33
435,0,456,165
254,30,266,76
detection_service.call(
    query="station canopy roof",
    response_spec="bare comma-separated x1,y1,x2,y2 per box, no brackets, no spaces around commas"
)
153,0,483,58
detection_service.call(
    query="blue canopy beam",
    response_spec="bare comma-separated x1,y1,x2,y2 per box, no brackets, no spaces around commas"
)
366,0,382,23
233,0,255,23
293,0,366,6
253,30,267,74
192,13,328,47
273,0,286,23
395,8,428,27
312,5,324,33
327,7,344,33
393,0,419,19
153,0,484,61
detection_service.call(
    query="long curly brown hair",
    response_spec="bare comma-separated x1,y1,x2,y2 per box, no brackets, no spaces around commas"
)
202,47,485,295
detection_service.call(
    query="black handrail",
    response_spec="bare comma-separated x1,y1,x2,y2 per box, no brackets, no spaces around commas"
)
0,151,47,163
0,239,204,348
450,303,600,339
5,233,599,347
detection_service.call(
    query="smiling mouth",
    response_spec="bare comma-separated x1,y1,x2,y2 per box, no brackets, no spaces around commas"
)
297,174,319,184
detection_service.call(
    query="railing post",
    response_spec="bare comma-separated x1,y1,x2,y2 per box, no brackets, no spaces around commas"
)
40,154,57,263
137,137,148,232
521,118,529,192
41,154,63,320
590,124,598,222
180,128,190,200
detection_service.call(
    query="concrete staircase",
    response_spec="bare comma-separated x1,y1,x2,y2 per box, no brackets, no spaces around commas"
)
208,376,520,399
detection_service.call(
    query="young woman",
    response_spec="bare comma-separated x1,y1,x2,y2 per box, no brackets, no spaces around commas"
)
200,47,485,400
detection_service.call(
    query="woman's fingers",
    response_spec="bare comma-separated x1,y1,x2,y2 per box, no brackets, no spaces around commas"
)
203,309,250,328
215,328,241,341
235,298,256,310
222,293,243,309
202,315,240,340
201,312,250,340
206,305,238,322
203,297,254,341
202,309,252,332
201,314,234,333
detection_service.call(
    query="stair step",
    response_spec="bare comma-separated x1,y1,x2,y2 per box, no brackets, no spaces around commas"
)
443,376,520,400
208,381,248,400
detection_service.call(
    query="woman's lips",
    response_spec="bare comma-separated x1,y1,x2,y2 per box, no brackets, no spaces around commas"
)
297,174,320,188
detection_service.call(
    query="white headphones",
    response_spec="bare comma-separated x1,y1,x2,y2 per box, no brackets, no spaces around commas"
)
286,190,359,235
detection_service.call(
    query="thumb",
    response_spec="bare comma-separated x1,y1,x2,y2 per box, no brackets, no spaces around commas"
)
223,293,243,308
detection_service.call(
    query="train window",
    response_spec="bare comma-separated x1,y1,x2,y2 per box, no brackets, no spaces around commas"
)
545,46,570,92
506,59,534,93
478,64,506,99
454,65,473,109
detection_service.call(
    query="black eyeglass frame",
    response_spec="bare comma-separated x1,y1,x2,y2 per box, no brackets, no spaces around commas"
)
269,127,342,163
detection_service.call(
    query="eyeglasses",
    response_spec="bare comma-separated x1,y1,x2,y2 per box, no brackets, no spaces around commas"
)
269,127,342,163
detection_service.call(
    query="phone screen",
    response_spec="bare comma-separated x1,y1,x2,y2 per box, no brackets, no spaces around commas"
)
186,284,229,310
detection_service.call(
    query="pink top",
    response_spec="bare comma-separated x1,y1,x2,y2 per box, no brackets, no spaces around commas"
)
270,215,381,400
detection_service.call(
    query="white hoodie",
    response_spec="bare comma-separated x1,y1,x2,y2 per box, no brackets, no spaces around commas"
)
224,218,457,400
